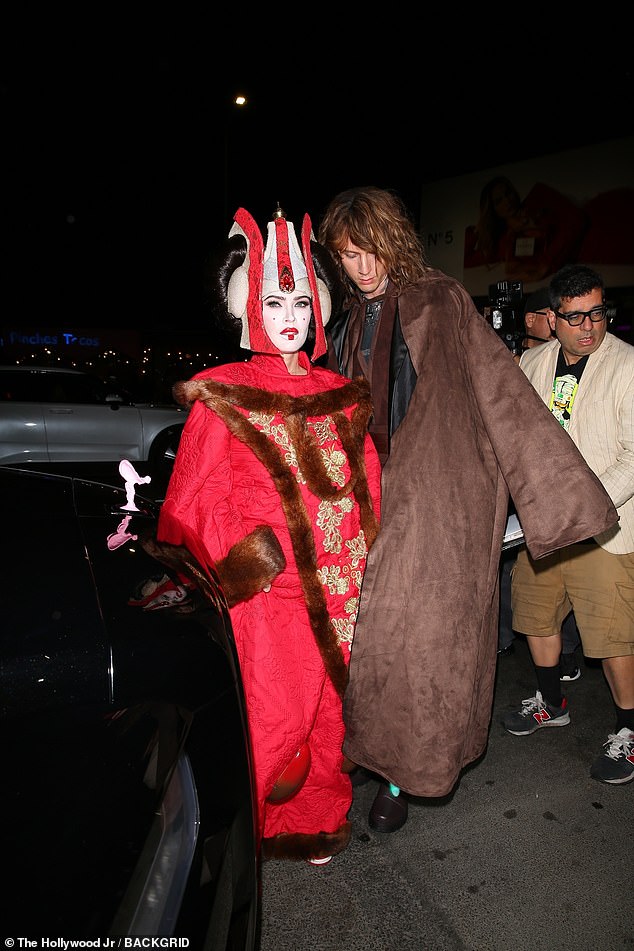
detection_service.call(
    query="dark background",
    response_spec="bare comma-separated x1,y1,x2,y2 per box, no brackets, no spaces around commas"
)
2,21,633,334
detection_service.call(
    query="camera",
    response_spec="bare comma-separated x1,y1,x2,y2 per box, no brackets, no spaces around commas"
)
484,281,524,356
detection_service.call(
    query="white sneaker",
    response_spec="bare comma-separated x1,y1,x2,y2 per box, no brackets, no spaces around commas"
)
307,855,333,866
590,728,634,784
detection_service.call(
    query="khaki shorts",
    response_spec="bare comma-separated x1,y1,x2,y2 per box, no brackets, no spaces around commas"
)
511,543,634,659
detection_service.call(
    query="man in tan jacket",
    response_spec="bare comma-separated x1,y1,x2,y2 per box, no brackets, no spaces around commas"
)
499,287,582,680
504,264,634,784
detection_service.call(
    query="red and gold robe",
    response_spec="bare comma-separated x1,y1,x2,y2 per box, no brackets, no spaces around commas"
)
158,352,381,860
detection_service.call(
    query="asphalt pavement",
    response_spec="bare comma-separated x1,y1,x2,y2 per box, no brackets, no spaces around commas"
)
257,636,633,951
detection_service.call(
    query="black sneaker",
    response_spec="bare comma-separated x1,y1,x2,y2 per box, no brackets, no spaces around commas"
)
560,652,581,682
502,690,570,735
590,728,634,784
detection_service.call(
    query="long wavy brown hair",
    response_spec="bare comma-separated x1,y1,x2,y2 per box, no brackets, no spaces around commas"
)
318,186,430,298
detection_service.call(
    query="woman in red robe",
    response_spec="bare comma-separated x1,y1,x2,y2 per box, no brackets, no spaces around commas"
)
157,207,381,864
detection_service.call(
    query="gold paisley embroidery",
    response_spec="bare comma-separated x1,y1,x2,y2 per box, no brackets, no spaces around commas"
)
309,418,347,487
249,411,302,479
349,567,364,590
317,564,350,595
248,409,364,650
320,446,347,487
331,615,355,650
249,411,275,430
344,595,359,620
311,418,335,444
316,500,345,553
346,530,368,567
317,497,356,554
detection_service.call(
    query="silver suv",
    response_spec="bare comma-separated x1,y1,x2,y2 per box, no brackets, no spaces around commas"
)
0,365,188,478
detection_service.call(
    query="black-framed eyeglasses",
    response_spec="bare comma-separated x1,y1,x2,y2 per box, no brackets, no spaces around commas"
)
553,306,607,327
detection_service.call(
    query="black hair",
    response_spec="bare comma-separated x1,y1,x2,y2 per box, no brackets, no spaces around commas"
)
202,234,246,347
549,264,604,310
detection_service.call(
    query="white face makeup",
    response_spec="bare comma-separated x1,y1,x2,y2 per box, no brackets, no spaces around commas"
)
262,291,312,354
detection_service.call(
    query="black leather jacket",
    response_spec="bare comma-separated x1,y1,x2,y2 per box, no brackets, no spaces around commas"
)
328,300,417,453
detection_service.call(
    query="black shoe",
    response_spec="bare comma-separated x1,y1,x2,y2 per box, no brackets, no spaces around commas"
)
350,767,373,788
368,783,408,833
559,652,581,682
497,643,515,657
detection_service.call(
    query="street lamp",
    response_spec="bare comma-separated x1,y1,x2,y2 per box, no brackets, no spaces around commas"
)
223,94,248,223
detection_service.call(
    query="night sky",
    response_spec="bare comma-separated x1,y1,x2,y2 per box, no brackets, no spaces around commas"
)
3,23,633,332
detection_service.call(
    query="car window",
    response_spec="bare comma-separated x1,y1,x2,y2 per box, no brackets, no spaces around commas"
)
42,373,107,404
0,370,45,402
0,370,112,404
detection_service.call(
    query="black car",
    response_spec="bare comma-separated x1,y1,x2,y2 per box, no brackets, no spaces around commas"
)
0,465,258,945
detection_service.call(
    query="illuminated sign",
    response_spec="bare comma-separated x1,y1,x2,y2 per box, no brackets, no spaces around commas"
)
0,328,141,358
6,331,101,348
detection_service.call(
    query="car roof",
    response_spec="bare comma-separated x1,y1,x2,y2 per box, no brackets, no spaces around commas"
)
0,365,86,375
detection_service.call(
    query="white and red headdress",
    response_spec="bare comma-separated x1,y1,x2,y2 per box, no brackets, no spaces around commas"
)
226,206,331,362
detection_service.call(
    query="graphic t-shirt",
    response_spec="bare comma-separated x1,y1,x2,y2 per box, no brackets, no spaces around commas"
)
549,349,588,431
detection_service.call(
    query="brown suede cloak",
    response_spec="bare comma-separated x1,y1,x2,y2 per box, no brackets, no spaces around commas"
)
342,270,618,798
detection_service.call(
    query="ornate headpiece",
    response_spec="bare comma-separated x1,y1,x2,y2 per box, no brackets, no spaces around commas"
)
226,206,331,362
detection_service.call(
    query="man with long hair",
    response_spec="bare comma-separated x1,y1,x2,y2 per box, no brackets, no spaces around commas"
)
318,187,617,832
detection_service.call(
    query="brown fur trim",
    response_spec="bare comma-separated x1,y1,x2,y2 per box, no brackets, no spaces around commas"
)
261,820,351,861
334,408,379,549
142,527,286,610
214,526,286,608
139,535,228,614
172,379,195,407
175,377,370,418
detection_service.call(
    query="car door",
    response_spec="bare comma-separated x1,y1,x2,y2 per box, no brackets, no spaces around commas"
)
42,371,146,461
0,368,49,462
